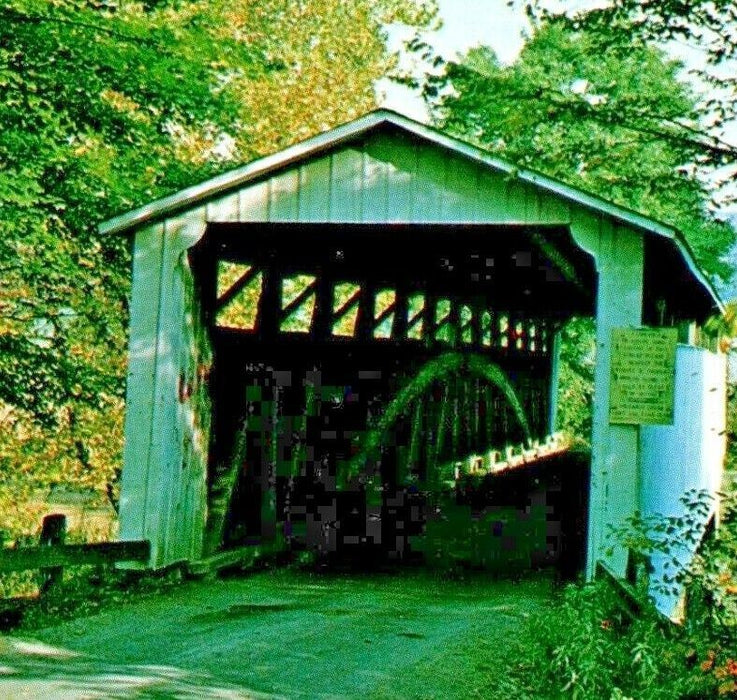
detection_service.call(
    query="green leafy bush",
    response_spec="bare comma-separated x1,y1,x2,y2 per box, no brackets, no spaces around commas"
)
511,458,737,698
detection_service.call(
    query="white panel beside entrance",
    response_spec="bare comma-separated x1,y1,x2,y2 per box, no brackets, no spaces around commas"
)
640,345,727,618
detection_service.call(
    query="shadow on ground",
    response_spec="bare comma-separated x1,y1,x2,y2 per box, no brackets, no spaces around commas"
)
0,635,274,698
1,568,555,699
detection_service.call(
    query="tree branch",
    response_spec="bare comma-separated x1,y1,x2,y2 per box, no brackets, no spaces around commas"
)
2,6,158,47
448,74,737,164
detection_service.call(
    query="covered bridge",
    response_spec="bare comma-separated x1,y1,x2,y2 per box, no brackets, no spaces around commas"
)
101,110,726,614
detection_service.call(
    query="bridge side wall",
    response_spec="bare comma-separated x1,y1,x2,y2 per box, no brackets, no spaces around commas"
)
118,132,658,571
119,211,210,569
641,346,727,618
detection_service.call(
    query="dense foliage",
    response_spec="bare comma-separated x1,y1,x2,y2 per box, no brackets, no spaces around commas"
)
510,449,737,699
422,22,734,284
521,0,737,198
0,0,436,538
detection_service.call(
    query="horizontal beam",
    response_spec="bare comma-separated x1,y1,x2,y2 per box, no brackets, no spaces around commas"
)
185,542,281,577
0,540,150,573
434,432,572,487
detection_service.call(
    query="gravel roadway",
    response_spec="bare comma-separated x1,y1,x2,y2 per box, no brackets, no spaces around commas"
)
0,567,554,699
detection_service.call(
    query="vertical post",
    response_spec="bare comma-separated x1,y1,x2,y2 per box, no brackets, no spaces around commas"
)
392,287,409,341
39,514,66,595
424,293,437,349
261,385,280,542
484,385,494,448
572,216,644,580
407,399,424,482
451,376,461,461
258,264,281,341
312,268,332,341
548,327,562,435
357,282,375,342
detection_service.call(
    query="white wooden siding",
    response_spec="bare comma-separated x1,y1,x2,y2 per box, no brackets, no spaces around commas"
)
641,346,727,618
120,128,655,572
202,134,573,227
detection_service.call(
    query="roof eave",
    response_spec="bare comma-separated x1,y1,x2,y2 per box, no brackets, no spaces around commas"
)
98,110,395,236
98,108,723,311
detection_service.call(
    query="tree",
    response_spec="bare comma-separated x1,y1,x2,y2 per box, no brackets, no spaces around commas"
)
518,0,737,204
422,22,735,284
0,0,436,535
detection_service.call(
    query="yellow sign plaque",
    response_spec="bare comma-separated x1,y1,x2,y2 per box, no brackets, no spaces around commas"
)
609,327,677,425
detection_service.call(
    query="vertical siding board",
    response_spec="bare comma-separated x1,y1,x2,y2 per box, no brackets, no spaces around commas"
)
360,151,390,223
268,168,301,221
238,181,270,221
298,157,332,221
411,144,447,221
144,209,207,568
441,155,483,222
535,190,570,224
362,133,414,221
329,148,365,222
434,156,468,223
146,216,180,566
385,143,415,222
206,193,239,222
475,170,511,221
119,223,165,559
503,178,530,222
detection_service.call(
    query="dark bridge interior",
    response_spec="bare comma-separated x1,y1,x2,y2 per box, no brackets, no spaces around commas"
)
190,223,595,574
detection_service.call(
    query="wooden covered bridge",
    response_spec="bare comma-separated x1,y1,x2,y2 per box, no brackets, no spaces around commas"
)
101,110,726,612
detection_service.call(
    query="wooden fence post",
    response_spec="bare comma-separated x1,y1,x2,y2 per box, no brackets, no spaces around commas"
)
39,514,66,594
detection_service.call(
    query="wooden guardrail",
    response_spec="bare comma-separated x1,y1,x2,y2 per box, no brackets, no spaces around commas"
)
0,514,149,589
595,560,643,619
0,540,150,574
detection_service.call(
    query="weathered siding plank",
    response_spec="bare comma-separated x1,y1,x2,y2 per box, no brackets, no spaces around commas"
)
359,151,390,223
329,148,365,222
474,170,513,222
119,223,165,562
363,133,413,221
268,168,300,221
298,156,332,221
503,178,533,222
411,144,448,221
238,181,270,221
534,190,570,224
440,154,487,221
145,215,183,567
206,193,240,223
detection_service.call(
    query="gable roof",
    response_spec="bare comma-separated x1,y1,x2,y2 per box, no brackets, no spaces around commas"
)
99,108,722,310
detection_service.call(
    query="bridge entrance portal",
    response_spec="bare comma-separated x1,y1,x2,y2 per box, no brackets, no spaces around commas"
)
192,223,595,574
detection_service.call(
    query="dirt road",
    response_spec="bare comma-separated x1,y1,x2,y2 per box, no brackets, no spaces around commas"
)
0,568,553,699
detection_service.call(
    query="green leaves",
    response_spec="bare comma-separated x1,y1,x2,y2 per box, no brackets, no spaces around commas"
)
426,22,734,285
0,0,436,514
